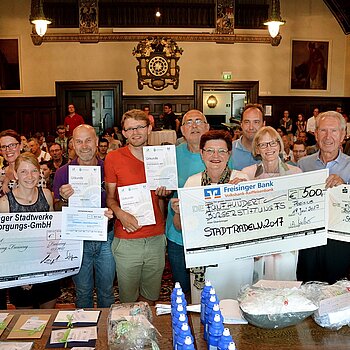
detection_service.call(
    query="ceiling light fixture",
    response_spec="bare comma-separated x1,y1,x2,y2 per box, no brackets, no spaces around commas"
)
29,0,52,37
264,0,285,38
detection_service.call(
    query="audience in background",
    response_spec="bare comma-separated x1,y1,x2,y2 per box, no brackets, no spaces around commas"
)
55,125,68,157
142,106,155,128
64,104,85,137
97,137,109,160
28,137,51,162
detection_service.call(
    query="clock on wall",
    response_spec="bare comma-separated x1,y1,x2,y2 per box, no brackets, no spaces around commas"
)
132,37,183,91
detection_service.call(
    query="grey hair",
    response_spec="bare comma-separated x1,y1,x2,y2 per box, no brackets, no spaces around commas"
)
315,111,346,131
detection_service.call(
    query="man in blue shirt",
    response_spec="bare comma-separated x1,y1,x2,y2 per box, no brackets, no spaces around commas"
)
166,110,209,295
230,104,265,170
297,111,350,283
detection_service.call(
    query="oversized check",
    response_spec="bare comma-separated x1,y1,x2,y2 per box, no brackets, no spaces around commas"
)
178,169,328,268
0,212,83,289
327,184,350,242
144,145,178,190
61,207,108,241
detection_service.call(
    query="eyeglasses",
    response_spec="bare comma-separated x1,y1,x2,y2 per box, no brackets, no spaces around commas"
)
202,148,229,155
293,150,306,153
182,119,206,126
0,142,19,151
257,140,279,149
124,125,148,132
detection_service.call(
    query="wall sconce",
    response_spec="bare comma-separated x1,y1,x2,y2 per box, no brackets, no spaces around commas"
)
264,0,285,38
207,95,218,108
29,0,51,37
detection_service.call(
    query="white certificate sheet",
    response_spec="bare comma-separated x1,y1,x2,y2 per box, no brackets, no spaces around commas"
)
61,207,108,241
178,169,328,268
69,166,101,208
0,212,83,289
118,183,155,226
144,145,178,190
327,184,350,242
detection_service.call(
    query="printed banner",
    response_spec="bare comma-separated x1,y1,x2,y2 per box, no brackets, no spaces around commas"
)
178,169,328,268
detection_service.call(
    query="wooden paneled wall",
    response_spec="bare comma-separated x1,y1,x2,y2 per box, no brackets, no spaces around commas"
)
259,96,350,127
0,97,57,137
0,95,349,136
122,95,195,128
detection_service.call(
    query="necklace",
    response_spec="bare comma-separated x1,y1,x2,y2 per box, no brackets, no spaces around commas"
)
14,189,38,204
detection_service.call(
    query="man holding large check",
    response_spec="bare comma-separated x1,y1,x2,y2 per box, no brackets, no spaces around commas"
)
297,111,350,284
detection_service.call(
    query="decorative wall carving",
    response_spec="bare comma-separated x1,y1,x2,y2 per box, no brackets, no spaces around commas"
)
79,0,98,34
132,37,183,91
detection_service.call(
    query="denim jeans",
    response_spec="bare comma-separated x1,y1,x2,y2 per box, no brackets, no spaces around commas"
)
167,239,190,294
73,230,115,308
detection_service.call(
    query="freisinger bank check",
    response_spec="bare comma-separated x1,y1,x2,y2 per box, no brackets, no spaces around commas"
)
178,169,329,268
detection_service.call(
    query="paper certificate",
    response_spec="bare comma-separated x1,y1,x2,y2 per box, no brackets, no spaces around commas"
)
69,166,101,208
144,145,178,190
327,184,350,242
118,183,155,226
178,169,328,268
61,207,108,241
0,212,83,289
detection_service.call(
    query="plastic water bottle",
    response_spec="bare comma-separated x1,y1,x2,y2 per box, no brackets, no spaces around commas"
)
207,314,224,350
172,283,184,306
172,313,188,349
172,295,187,320
217,328,233,350
204,294,219,340
207,304,223,340
172,304,186,328
171,282,182,303
175,323,194,350
181,336,195,350
201,280,212,324
227,341,236,350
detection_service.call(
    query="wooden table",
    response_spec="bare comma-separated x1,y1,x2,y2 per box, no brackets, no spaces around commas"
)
0,308,172,350
148,130,177,145
189,313,350,350
2,309,350,349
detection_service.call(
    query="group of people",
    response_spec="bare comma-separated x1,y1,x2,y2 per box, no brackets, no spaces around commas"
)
0,102,350,310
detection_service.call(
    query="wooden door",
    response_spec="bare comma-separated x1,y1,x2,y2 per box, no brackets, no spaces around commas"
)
66,90,92,126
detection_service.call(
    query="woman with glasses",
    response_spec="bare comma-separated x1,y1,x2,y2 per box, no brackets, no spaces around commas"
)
0,130,45,196
240,126,302,281
0,152,60,309
171,130,252,302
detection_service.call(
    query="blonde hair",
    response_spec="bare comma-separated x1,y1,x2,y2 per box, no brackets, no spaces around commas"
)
252,126,284,157
14,152,40,172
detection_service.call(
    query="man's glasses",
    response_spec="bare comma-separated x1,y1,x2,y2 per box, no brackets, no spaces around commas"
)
124,125,148,132
0,143,19,151
202,148,229,155
182,119,206,126
257,140,279,149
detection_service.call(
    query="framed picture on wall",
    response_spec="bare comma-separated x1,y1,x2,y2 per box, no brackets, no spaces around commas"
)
0,38,20,91
290,40,329,90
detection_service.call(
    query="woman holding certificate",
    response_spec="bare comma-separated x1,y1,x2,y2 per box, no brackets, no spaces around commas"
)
0,152,60,309
171,130,253,303
239,126,302,282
